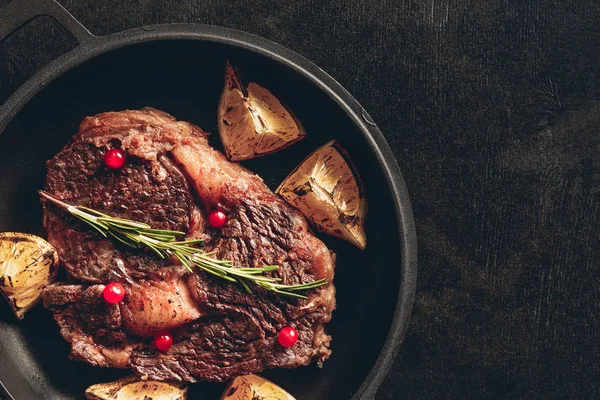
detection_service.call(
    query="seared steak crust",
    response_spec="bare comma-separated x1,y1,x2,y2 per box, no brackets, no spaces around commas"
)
42,108,335,383
43,285,133,368
44,140,201,283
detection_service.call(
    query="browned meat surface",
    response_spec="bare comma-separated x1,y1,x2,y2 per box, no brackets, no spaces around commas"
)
43,284,133,368
41,108,336,382
43,140,204,283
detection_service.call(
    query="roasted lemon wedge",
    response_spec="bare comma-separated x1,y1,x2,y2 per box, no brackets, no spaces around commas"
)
0,232,58,319
221,374,295,400
218,61,305,161
276,140,367,249
86,376,187,400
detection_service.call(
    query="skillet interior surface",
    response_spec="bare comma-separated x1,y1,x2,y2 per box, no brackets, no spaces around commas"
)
0,38,411,399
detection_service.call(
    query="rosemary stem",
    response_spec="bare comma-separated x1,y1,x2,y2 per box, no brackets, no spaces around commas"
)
39,190,328,299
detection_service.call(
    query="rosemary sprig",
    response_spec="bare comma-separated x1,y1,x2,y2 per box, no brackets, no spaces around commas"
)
39,191,327,299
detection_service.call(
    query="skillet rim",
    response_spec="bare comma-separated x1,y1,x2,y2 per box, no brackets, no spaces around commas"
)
0,23,417,400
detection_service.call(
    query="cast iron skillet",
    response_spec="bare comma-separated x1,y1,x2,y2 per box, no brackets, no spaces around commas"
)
0,0,417,399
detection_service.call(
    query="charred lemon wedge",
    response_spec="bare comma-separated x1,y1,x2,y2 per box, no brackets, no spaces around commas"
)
85,376,187,400
0,232,58,319
221,374,295,400
218,61,305,161
276,140,367,249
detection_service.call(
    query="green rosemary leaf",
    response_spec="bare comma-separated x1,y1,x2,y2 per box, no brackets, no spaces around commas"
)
199,264,237,282
239,279,252,294
144,228,186,236
166,239,205,246
268,278,329,291
172,251,193,273
257,283,308,300
142,232,181,242
106,229,139,248
144,241,167,259
77,219,109,238
76,206,111,218
101,219,151,231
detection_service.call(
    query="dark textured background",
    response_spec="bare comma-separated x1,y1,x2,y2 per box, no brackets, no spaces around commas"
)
2,0,600,399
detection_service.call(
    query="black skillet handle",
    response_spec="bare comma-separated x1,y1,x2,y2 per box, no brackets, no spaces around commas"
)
0,0,96,127
0,0,95,47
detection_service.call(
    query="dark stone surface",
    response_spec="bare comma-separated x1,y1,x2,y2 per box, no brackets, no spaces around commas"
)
1,0,600,398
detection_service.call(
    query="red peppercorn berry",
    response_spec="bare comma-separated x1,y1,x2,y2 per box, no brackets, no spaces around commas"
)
208,209,227,228
104,148,126,169
154,331,173,351
103,282,125,304
277,326,298,348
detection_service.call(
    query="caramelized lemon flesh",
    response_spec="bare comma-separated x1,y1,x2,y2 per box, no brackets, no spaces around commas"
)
218,62,305,161
86,376,187,400
0,232,58,319
221,374,295,400
276,140,367,249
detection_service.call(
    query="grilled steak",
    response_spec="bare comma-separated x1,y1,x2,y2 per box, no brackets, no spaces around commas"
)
41,108,336,382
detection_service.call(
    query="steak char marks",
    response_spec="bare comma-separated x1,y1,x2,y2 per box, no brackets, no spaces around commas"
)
41,108,336,382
